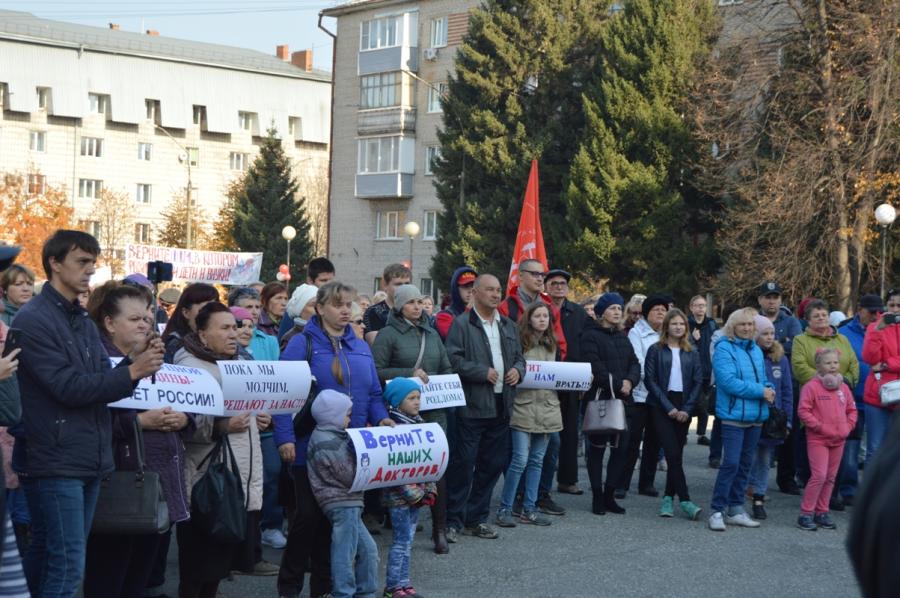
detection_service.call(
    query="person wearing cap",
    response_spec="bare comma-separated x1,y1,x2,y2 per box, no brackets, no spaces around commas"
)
158,287,181,319
371,284,453,554
0,262,34,327
435,266,477,340
834,294,881,507
861,287,900,469
619,294,669,497
363,264,412,345
498,259,568,360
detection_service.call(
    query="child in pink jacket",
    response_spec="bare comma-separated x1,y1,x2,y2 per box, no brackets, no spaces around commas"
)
797,347,857,531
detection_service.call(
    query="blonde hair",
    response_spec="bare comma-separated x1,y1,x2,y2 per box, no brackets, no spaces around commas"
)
722,307,758,340
315,280,357,386
658,309,693,351
814,347,841,367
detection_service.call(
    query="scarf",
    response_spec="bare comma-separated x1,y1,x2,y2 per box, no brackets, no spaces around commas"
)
819,373,843,390
182,332,237,364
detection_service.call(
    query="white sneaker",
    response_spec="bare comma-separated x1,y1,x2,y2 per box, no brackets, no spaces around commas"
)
708,511,726,532
725,512,761,528
261,528,287,549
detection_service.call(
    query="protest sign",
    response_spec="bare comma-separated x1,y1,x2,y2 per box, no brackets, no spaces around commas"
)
108,362,224,415
218,360,312,415
347,423,449,492
518,361,593,392
388,374,466,411
125,244,263,285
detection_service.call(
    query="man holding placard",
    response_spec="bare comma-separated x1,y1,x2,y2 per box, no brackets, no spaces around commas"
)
445,274,526,541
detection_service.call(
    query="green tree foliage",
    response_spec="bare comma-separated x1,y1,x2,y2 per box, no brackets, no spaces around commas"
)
157,192,209,249
230,128,312,280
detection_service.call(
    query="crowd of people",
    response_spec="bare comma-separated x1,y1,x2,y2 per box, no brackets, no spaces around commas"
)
0,230,896,598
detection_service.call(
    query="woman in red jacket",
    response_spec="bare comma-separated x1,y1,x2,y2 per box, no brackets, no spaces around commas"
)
861,288,900,466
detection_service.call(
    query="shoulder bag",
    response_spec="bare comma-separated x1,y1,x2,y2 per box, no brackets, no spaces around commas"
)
191,434,247,543
582,374,627,447
92,417,170,535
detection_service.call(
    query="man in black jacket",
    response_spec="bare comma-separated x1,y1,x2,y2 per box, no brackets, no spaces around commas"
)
445,274,525,541
11,230,163,597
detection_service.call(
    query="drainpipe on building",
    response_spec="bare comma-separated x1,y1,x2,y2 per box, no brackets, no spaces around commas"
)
317,13,337,259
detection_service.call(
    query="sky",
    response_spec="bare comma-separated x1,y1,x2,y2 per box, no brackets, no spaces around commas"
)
0,0,343,71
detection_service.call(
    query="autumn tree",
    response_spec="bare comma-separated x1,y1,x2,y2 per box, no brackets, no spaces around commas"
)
208,180,240,252
0,172,73,275
157,192,209,249
298,165,330,257
89,187,133,276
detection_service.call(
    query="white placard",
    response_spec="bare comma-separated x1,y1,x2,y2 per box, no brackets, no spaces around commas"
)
108,362,224,415
346,423,449,492
218,360,312,415
389,374,466,411
518,361,593,391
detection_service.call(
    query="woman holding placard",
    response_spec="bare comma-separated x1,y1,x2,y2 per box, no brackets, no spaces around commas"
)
175,302,272,598
372,284,454,553
83,281,193,598
161,283,219,363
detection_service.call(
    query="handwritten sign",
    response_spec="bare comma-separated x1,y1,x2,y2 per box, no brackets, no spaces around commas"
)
347,423,449,492
126,244,263,285
387,374,466,411
518,361,593,391
218,360,312,415
108,362,224,415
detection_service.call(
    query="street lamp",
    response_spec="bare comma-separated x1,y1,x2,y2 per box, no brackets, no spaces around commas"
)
875,203,897,298
154,124,193,248
404,220,420,277
282,225,297,293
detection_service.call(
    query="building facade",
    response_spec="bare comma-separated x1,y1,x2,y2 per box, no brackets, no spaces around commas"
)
0,10,331,267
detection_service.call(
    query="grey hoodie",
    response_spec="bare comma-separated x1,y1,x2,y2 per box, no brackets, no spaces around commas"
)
307,390,363,513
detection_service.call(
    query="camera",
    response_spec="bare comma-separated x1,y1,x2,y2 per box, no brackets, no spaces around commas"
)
884,313,900,326
147,261,173,285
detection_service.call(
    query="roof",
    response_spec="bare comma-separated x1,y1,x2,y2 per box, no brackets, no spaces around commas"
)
320,0,416,18
0,10,331,82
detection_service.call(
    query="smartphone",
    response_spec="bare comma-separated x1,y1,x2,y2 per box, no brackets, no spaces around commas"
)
884,313,900,325
1,328,19,359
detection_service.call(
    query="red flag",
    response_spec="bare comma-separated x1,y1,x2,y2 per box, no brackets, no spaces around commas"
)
506,159,547,296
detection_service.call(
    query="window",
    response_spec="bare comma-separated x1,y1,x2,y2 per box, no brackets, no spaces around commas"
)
187,147,199,167
238,111,254,131
360,15,402,51
29,131,46,152
136,183,151,204
80,137,103,157
430,17,448,48
425,145,441,175
79,220,102,238
0,83,6,108
137,142,152,161
358,136,400,174
192,105,206,126
288,117,302,139
88,93,108,114
229,152,249,171
423,210,438,240
373,277,382,294
420,278,434,300
376,210,405,239
78,178,102,199
360,72,401,109
36,87,50,110
134,223,151,243
145,99,160,123
27,174,46,195
427,83,447,113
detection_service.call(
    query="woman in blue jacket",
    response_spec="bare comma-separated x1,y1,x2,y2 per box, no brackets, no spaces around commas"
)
273,281,392,598
645,309,704,521
708,308,776,532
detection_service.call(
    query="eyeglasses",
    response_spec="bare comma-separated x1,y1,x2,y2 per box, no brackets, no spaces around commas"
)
548,280,568,287
520,269,545,278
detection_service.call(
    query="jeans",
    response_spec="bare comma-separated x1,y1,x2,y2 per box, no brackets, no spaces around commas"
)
839,438,861,498
708,418,722,462
6,488,29,525
500,431,550,512
864,404,894,467
325,507,378,598
259,433,284,531
651,405,691,501
748,444,774,496
801,439,844,514
710,424,762,513
22,476,101,598
385,506,418,591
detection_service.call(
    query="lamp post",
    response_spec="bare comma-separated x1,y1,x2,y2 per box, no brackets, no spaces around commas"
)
404,220,420,277
154,124,193,248
282,225,297,293
875,203,897,298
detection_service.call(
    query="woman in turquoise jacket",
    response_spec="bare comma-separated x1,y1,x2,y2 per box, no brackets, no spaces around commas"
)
708,308,775,532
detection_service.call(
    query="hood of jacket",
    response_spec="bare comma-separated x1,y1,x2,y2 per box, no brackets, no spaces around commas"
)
312,389,353,432
447,265,477,315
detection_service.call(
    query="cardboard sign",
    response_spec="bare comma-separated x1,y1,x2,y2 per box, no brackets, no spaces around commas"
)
518,361,593,391
218,360,312,415
108,362,224,415
125,244,263,285
347,423,449,492
389,374,466,411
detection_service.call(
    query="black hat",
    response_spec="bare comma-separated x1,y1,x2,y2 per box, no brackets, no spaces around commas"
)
641,294,670,318
0,246,20,272
545,269,571,282
758,281,783,296
859,294,884,312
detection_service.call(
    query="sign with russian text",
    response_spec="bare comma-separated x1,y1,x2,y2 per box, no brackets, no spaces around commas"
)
389,374,466,411
347,423,449,492
125,244,263,285
518,361,593,391
218,360,312,415
108,362,224,415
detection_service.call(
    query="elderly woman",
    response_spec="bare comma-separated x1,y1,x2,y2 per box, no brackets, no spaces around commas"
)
708,308,775,532
0,264,34,326
861,288,900,465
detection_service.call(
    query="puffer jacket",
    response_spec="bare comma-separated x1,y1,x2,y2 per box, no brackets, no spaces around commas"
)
644,343,703,414
799,376,858,446
791,327,859,387
838,316,871,401
511,345,563,434
862,317,900,409
627,318,659,404
175,349,263,512
307,427,361,513
579,319,640,401
712,335,771,424
372,311,452,382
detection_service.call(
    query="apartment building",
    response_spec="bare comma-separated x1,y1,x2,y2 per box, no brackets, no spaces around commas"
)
0,10,331,255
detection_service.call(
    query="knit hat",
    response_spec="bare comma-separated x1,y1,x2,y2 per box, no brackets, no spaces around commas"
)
311,389,353,431
753,314,774,339
829,311,847,328
229,306,253,323
286,283,319,318
393,284,423,311
641,294,671,318
797,297,817,320
384,378,422,408
593,292,624,319
124,273,153,289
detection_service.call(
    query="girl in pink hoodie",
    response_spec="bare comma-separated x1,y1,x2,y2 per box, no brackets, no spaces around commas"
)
797,348,857,531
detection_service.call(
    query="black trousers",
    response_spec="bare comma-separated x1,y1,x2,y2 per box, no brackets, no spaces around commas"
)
618,402,660,492
585,427,630,492
777,384,801,489
277,466,332,597
556,391,581,486
84,531,163,598
651,398,691,501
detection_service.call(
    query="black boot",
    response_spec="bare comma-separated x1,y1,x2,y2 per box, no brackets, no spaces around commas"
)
603,486,626,514
431,478,449,554
592,491,606,515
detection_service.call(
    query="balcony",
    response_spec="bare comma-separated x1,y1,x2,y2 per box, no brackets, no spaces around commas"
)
358,46,419,76
356,173,415,199
358,107,416,136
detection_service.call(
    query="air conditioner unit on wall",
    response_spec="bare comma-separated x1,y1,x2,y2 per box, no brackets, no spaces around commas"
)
424,47,439,61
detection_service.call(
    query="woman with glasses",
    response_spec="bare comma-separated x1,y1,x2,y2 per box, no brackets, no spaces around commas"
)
861,288,900,465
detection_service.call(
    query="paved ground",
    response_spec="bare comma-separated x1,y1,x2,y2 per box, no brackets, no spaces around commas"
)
161,437,862,598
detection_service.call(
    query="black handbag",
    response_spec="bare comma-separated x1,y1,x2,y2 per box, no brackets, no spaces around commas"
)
762,404,789,440
92,418,170,535
191,435,246,543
